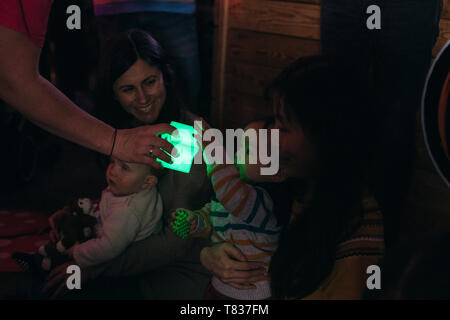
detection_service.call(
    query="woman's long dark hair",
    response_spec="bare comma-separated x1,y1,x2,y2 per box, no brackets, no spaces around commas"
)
94,29,185,129
268,56,373,298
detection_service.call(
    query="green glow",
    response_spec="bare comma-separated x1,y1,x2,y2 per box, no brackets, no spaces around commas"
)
157,121,199,174
172,210,190,239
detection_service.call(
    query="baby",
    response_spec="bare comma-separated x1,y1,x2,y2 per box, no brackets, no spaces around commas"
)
13,157,163,271
171,119,287,300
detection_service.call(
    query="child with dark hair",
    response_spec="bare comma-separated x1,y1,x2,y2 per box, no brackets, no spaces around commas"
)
199,56,384,300
171,119,289,300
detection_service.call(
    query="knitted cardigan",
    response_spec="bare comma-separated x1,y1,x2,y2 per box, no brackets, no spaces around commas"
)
299,196,384,300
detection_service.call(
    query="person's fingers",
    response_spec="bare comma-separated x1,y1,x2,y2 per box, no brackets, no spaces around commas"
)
149,136,177,158
231,260,267,271
190,217,198,229
114,125,176,164
147,145,173,163
222,243,248,262
135,154,163,169
132,136,173,163
146,123,176,136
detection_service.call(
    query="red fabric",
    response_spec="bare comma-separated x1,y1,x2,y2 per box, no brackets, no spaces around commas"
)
0,234,50,272
0,210,49,237
0,209,52,272
0,0,53,48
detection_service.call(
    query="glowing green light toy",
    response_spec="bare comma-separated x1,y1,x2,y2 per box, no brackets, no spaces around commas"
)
157,121,199,174
172,210,191,239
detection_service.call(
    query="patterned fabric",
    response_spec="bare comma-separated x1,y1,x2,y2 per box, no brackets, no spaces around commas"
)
302,197,384,300
0,209,51,272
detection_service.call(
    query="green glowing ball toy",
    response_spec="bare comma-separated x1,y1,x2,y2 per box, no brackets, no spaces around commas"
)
172,210,191,239
157,121,199,174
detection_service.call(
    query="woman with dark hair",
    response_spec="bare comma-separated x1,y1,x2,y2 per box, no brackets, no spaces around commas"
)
0,1,175,169
94,29,184,129
200,56,385,299
44,29,213,299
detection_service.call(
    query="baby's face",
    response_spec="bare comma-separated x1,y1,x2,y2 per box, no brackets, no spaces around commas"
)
106,158,156,196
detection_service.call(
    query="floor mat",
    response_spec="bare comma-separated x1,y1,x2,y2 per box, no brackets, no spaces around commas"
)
0,209,50,272
0,234,50,272
0,210,49,237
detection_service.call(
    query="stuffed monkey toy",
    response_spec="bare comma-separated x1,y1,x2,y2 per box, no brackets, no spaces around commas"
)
38,198,98,270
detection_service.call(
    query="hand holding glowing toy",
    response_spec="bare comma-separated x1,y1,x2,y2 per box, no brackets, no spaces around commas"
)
156,121,200,173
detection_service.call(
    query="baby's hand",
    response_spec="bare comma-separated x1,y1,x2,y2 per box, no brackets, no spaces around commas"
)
170,209,199,235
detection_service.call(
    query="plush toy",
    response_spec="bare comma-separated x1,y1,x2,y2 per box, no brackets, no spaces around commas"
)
38,198,98,270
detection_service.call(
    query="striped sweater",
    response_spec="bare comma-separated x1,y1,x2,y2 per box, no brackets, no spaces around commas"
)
197,153,281,299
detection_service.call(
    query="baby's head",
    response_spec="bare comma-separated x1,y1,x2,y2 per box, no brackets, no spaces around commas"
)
235,120,287,184
106,157,162,196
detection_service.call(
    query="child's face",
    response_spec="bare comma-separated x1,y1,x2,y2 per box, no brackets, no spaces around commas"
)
106,158,157,196
235,121,286,183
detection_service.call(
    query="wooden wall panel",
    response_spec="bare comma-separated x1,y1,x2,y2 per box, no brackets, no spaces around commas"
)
229,0,321,40
225,62,281,96
433,17,450,56
228,29,321,68
443,0,450,19
222,92,272,129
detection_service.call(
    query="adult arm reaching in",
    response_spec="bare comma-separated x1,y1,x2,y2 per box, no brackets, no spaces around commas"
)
0,24,175,166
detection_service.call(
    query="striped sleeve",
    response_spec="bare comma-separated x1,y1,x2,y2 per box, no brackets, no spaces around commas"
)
208,164,276,230
192,202,212,236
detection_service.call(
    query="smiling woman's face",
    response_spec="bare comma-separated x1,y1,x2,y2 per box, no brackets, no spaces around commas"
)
113,58,167,124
